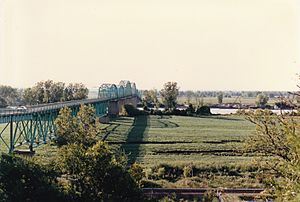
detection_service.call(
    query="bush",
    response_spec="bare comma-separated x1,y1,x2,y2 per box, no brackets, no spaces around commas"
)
123,104,147,117
56,142,142,201
129,163,144,187
0,154,66,202
183,165,194,178
152,164,183,181
196,106,211,115
201,190,218,202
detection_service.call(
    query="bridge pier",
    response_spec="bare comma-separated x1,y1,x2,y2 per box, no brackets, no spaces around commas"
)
108,100,120,117
100,96,139,124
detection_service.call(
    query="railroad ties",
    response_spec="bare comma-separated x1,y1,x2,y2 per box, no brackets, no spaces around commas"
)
143,188,268,201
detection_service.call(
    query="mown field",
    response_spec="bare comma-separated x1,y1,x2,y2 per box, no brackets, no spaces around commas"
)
105,115,253,165
101,115,264,188
0,115,265,188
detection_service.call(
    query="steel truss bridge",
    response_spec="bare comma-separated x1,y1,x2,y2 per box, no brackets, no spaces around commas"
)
0,80,140,153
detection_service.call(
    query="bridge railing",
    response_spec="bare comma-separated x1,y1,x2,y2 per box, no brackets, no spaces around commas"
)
0,94,140,117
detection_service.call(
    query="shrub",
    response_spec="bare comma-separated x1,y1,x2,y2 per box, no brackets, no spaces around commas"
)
0,154,66,202
129,163,144,187
123,104,147,117
56,142,142,201
201,190,218,202
196,106,211,115
183,165,194,178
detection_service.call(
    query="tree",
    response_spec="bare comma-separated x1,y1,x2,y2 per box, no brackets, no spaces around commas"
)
0,85,21,106
49,81,65,103
217,92,223,104
54,105,142,201
43,80,54,103
256,93,269,107
22,81,88,105
63,83,88,101
185,90,194,104
23,88,36,105
0,97,7,108
243,109,300,201
54,105,98,148
56,142,142,201
33,81,46,104
160,82,179,110
143,89,159,108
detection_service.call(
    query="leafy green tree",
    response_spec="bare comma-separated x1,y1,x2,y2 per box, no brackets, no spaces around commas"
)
256,93,269,107
63,83,88,101
143,89,159,108
23,88,36,105
54,105,142,201
50,82,65,102
74,83,89,100
54,105,98,147
55,141,141,201
0,85,21,106
43,80,54,103
33,81,46,104
23,81,88,105
243,109,300,201
160,82,179,110
0,97,7,108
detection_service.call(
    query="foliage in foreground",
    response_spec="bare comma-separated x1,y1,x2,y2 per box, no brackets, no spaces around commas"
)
0,153,66,202
55,142,142,202
243,109,300,201
0,104,144,202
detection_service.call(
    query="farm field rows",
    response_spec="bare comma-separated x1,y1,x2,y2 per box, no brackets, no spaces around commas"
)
0,115,264,188
105,115,255,165
103,115,264,188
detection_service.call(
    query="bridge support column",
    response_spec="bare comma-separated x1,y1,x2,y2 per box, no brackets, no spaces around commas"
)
9,120,13,153
108,100,120,117
118,99,126,115
124,97,138,108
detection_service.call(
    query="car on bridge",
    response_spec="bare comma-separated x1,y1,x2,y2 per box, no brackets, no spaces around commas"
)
17,106,27,111
6,106,18,110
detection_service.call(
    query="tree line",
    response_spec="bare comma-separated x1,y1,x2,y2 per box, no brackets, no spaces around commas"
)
142,82,277,109
0,80,88,107
178,90,291,98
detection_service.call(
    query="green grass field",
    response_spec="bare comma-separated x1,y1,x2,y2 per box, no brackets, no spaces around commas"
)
0,114,264,188
105,115,255,166
101,115,264,188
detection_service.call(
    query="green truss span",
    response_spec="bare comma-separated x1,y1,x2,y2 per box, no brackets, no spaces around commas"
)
0,81,140,153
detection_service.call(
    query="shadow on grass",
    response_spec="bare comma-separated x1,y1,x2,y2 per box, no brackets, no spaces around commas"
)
101,123,121,141
121,115,149,164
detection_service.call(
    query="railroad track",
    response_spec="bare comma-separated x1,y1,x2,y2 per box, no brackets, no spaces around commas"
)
143,188,266,201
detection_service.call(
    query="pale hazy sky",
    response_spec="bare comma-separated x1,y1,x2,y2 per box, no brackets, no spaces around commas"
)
0,0,299,91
